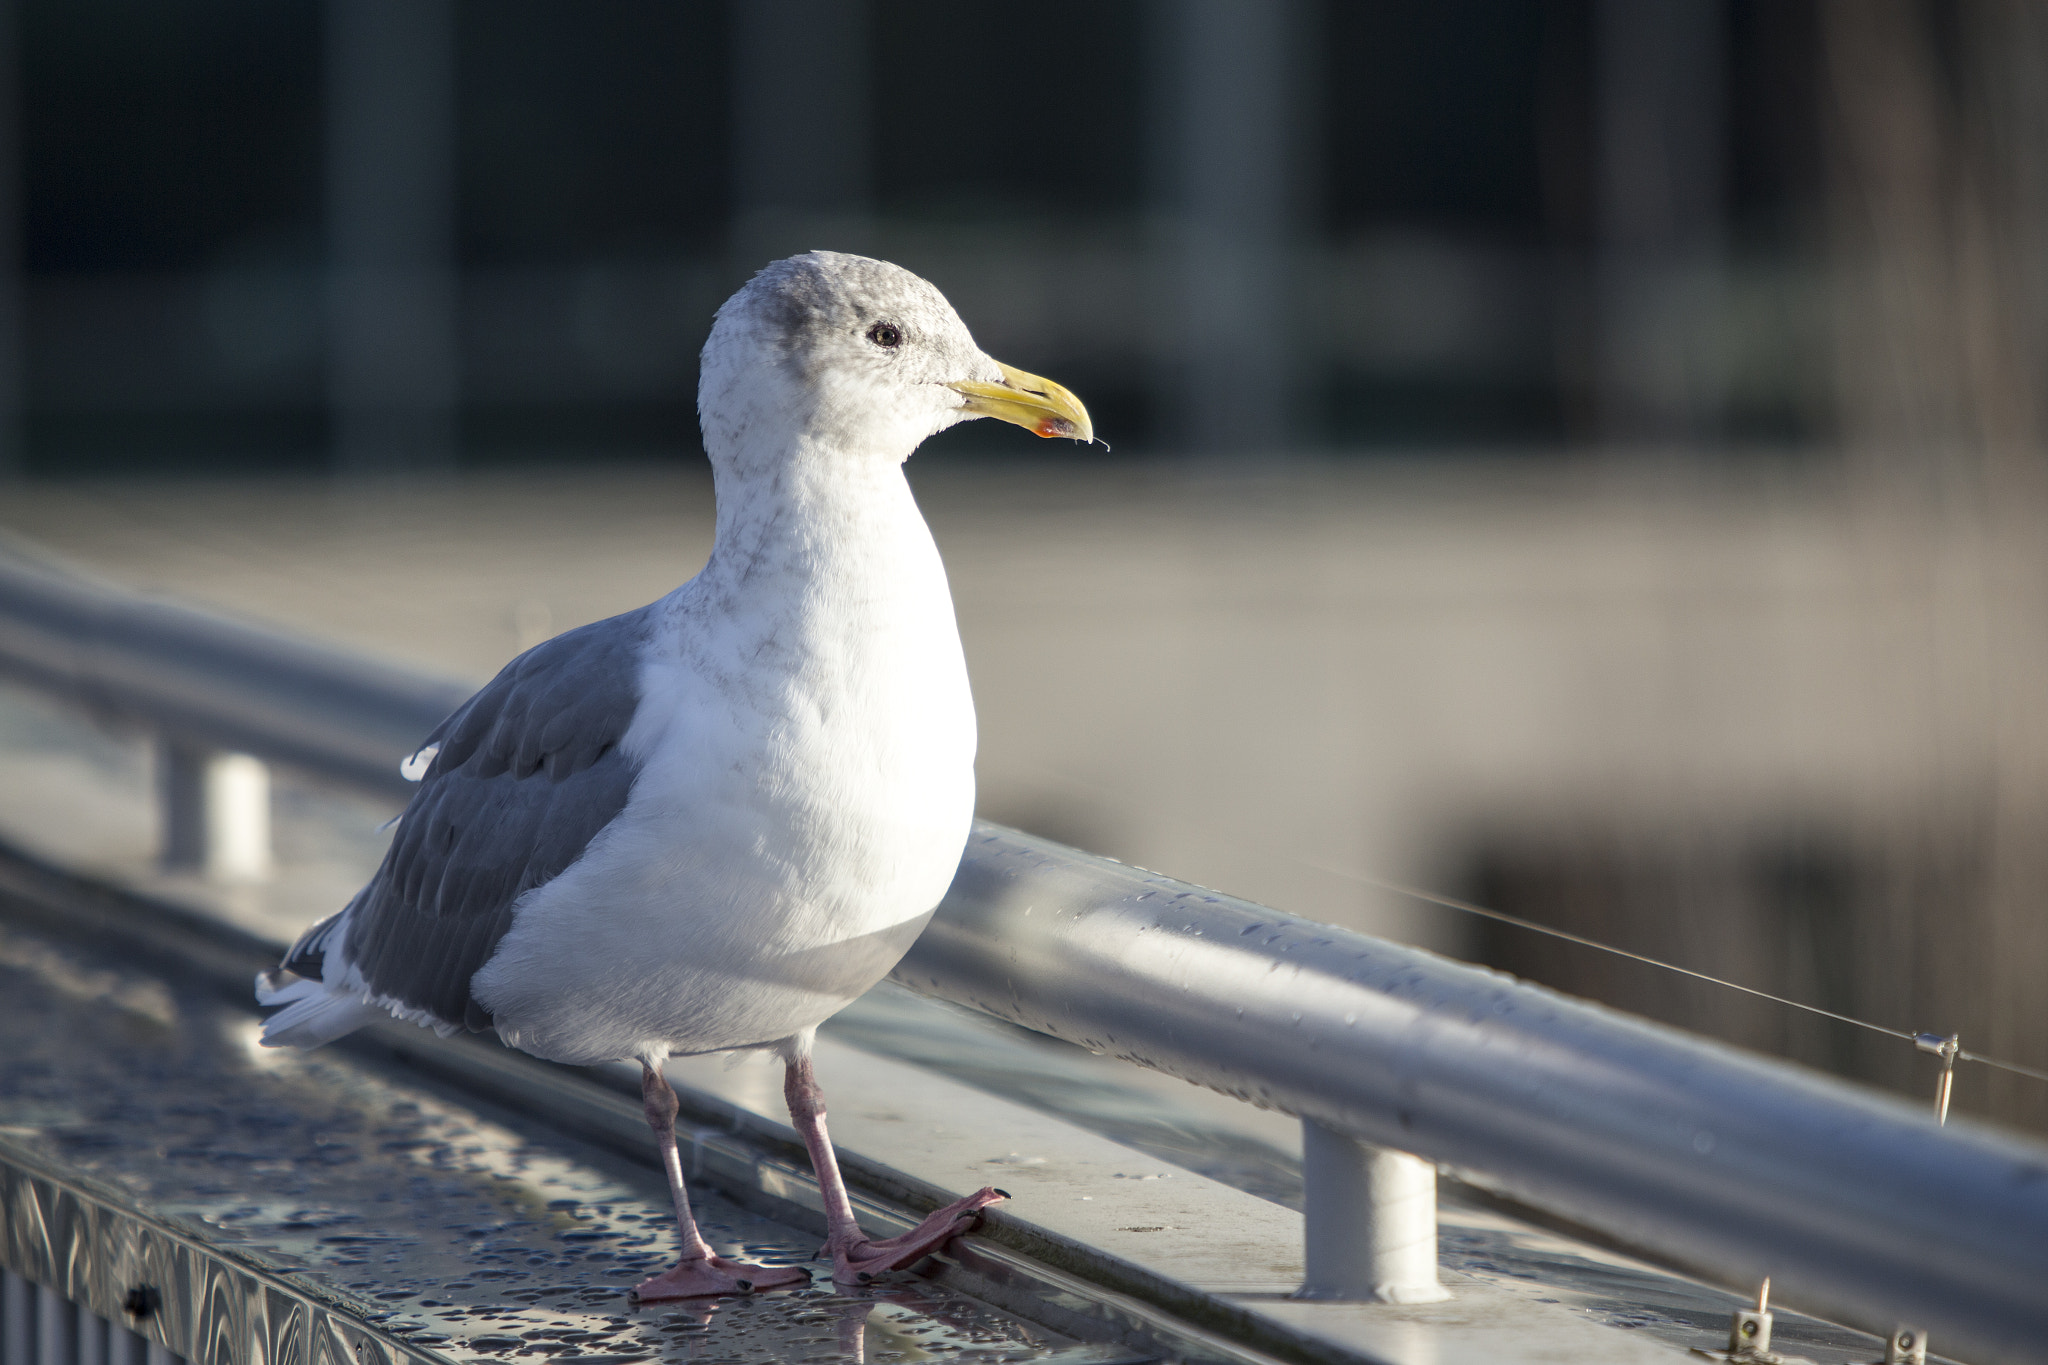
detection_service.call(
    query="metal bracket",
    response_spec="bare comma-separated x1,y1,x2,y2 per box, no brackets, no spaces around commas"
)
1693,1282,1927,1365
1691,1282,1818,1365
1877,1325,1928,1365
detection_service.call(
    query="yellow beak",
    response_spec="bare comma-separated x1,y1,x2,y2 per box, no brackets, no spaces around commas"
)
948,361,1094,443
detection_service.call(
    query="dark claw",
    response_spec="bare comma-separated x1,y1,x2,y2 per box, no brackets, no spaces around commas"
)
735,1279,753,1292
857,1271,872,1282
992,1189,1011,1199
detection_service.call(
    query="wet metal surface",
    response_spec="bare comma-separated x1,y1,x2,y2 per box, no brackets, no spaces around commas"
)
0,920,1100,1365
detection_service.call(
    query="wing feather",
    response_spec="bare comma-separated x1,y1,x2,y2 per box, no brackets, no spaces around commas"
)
278,606,653,1031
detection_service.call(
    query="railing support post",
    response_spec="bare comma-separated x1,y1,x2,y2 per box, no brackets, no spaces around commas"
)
36,1282,75,1364
2,1270,29,1365
1297,1118,1449,1303
159,738,272,881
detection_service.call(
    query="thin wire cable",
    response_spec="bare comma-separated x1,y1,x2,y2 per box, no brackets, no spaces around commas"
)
1958,1049,2048,1085
1309,860,2048,1085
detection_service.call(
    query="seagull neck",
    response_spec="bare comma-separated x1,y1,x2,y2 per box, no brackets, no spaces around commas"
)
703,451,927,589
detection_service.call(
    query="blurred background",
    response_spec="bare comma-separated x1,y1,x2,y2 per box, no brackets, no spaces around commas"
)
1,0,2046,1136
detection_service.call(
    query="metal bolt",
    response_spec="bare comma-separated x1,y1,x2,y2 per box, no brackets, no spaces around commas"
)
1887,1326,1929,1365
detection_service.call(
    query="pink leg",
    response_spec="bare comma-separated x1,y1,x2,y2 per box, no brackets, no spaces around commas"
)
783,1053,1007,1284
633,1063,811,1300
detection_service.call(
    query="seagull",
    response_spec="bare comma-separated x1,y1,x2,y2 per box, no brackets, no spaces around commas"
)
256,251,1093,1299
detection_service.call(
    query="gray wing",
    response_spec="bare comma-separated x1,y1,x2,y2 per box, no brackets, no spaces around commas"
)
280,606,653,1031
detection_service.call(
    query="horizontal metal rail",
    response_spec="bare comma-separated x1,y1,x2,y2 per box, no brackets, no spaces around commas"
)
0,547,463,800
4,546,2048,1362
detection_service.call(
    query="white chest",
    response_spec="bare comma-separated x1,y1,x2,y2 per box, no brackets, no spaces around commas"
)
636,528,978,903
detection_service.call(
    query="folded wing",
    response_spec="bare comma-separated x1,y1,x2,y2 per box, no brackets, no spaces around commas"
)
271,605,652,1039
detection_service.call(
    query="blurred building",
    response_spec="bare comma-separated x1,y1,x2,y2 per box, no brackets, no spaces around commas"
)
0,0,1846,474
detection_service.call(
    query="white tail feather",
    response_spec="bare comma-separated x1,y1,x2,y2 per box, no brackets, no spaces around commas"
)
255,970,381,1048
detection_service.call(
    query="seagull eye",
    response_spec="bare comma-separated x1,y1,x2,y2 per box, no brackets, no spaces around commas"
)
866,322,903,349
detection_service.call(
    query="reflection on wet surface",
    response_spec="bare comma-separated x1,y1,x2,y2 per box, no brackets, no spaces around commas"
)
0,921,1084,1364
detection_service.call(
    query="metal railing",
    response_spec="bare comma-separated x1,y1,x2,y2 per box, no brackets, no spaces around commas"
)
3,545,2047,1364
3,1267,174,1365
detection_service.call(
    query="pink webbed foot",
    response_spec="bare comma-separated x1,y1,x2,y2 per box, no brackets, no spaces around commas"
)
633,1255,811,1301
830,1187,1008,1284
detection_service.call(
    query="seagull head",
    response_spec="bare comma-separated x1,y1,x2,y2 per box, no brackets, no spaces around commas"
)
699,251,1094,471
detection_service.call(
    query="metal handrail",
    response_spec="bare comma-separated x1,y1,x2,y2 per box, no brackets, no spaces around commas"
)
3,546,2046,1363
0,546,464,799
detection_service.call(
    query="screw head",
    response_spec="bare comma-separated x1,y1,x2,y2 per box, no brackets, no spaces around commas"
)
1740,1321,1758,1338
